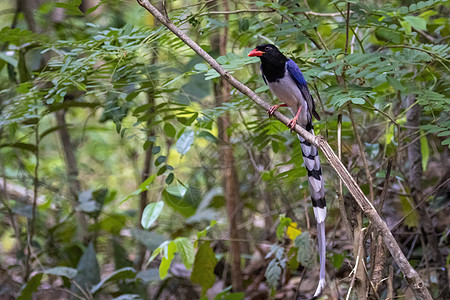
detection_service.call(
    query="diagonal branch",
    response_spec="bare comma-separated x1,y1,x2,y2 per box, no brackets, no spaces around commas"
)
136,1,432,299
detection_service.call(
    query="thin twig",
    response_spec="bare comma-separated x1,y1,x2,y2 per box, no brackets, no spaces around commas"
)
198,9,273,16
348,104,374,203
346,227,366,300
25,114,39,281
337,114,353,243
363,259,381,300
344,3,350,55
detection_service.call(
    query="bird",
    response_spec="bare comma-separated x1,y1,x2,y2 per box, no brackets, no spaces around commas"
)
249,44,326,297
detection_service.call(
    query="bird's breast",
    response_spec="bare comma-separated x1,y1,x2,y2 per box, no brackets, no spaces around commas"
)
267,70,305,110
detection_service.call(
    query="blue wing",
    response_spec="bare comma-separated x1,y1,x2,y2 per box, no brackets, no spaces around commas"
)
286,59,308,86
286,59,320,121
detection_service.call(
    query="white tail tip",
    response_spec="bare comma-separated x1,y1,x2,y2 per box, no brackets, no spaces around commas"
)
313,278,326,297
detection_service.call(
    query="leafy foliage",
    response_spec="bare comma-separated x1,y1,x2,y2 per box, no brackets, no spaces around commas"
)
0,0,448,298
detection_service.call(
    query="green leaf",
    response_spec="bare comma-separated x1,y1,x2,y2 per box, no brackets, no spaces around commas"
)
17,273,43,300
162,185,198,217
120,175,156,203
159,241,176,279
71,243,100,295
265,259,282,289
131,229,167,252
185,113,198,126
155,155,166,166
136,268,160,283
164,123,177,138
276,215,292,240
214,287,245,300
91,267,137,294
0,142,36,152
0,52,17,67
174,237,195,269
400,20,412,34
420,132,429,171
196,220,217,242
194,63,209,71
141,201,164,229
404,16,427,31
165,173,174,184
350,97,365,105
86,3,101,15
176,130,195,155
43,267,77,279
112,237,133,269
191,242,217,296
400,196,419,227
294,232,314,268
387,76,404,91
331,252,345,269
198,131,217,143
18,50,31,83
55,0,84,16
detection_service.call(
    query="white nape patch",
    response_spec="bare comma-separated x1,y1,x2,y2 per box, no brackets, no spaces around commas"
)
313,207,327,224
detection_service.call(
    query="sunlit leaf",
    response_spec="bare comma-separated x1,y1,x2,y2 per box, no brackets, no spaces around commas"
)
174,237,195,269
176,130,195,155
141,202,164,229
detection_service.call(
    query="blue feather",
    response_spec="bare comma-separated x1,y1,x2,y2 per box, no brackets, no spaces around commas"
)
286,59,320,121
286,59,308,86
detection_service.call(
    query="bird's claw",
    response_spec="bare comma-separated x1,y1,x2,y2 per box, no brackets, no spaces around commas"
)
287,117,298,132
268,105,278,118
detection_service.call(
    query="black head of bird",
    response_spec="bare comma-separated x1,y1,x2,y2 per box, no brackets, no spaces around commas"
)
248,44,288,66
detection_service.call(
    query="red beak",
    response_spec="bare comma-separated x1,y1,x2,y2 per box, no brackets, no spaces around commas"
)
248,49,265,57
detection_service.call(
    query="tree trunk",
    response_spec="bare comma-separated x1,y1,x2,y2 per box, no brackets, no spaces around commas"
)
55,109,88,240
134,89,156,270
208,0,247,291
406,95,449,299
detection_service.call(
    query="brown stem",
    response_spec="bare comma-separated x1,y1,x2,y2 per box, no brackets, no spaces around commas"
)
347,104,374,203
370,234,387,298
344,2,350,55
136,1,433,298
55,110,87,239
209,0,245,290
386,265,394,300
134,91,156,270
25,120,39,281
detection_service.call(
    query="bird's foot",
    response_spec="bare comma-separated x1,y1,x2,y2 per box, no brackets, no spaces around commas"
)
268,104,287,118
287,117,298,132
268,105,280,118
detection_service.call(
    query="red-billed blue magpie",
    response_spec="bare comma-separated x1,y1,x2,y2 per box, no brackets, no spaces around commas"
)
249,44,326,297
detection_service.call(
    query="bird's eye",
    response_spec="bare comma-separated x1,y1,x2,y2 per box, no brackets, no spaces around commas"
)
265,46,271,51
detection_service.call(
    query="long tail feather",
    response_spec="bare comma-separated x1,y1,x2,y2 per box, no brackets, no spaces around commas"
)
298,131,327,297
